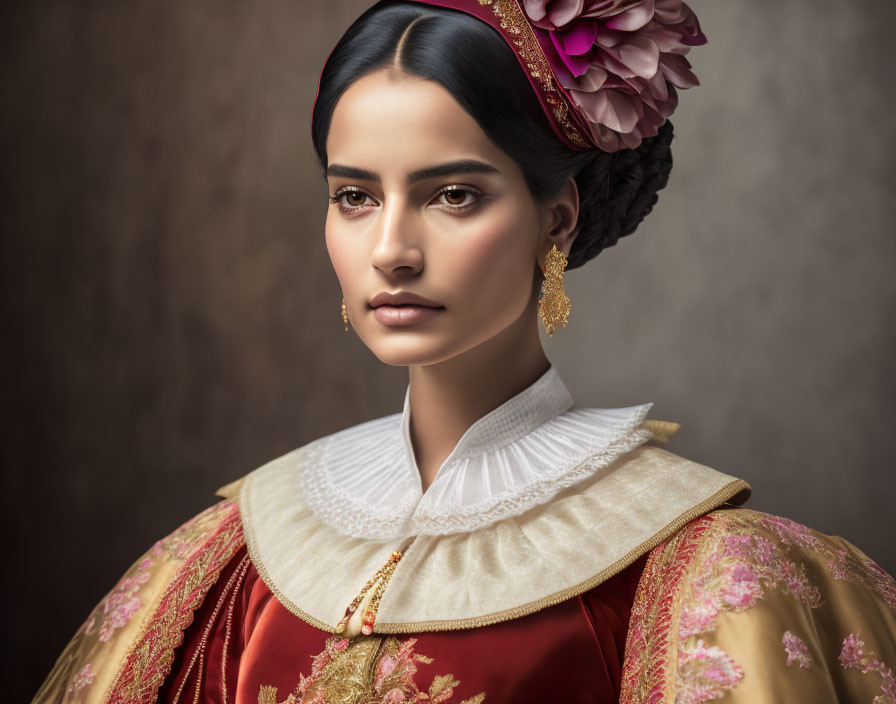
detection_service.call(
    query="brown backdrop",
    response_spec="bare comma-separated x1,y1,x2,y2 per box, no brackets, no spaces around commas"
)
3,1,895,699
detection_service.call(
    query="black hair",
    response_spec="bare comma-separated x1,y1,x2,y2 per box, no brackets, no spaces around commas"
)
311,0,674,271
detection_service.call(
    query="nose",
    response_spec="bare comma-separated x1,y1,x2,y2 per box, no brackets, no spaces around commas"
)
369,195,423,276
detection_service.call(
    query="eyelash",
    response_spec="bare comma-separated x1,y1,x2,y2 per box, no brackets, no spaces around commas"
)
327,185,483,216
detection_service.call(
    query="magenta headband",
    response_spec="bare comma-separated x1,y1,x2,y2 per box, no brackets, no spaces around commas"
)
390,0,707,152
310,1,706,152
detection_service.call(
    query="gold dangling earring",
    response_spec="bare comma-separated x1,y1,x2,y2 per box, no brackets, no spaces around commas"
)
341,296,350,332
538,244,571,337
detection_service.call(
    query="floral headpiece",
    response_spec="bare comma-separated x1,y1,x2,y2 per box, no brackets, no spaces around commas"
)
402,0,706,152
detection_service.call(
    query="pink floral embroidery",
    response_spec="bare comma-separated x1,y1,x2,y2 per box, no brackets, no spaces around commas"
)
679,528,821,640
375,638,445,702
674,512,827,702
839,633,896,704
760,515,824,550
764,515,896,609
66,663,96,693
80,503,234,647
98,569,151,642
34,501,242,704
828,550,896,610
782,630,812,669
677,639,744,704
625,509,896,704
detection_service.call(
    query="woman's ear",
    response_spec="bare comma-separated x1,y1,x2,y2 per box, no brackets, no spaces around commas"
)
538,177,580,269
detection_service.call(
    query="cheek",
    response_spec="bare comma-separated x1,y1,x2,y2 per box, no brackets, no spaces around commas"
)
325,219,359,288
442,204,536,304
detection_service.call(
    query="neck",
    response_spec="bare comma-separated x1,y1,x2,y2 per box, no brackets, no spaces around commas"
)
406,302,550,493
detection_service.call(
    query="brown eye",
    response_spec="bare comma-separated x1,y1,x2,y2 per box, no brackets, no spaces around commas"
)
345,191,367,206
329,188,375,212
443,188,467,206
435,186,481,210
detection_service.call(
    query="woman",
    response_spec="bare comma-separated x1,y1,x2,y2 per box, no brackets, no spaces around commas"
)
35,1,896,703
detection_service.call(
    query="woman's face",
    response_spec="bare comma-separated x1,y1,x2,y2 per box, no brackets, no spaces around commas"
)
325,69,572,367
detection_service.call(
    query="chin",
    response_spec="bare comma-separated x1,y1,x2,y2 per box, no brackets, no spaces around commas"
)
368,340,459,368
366,325,506,368
358,325,463,367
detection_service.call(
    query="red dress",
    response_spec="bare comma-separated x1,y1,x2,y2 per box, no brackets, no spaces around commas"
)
158,546,648,704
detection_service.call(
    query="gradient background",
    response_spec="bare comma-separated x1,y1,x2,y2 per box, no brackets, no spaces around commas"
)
3,0,894,699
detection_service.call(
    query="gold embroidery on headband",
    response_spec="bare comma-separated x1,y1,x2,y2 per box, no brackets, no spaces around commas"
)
483,0,589,148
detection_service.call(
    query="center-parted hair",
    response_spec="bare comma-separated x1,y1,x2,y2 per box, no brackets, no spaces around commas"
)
311,0,674,270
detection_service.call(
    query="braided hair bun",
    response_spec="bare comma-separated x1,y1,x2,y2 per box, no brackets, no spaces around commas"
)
567,121,674,270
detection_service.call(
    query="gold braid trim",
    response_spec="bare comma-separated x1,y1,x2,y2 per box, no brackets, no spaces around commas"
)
104,503,245,703
619,511,717,702
479,0,590,148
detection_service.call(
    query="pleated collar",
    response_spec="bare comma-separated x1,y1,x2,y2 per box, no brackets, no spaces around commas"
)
296,365,655,541
238,441,752,633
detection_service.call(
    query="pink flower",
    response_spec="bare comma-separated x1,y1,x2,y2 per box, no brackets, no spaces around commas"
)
522,0,649,32
679,585,720,638
99,596,142,641
760,515,823,549
678,639,745,702
521,0,706,151
382,689,407,703
377,654,398,680
66,663,96,693
840,633,866,669
720,564,762,610
751,536,776,564
782,630,812,669
722,534,753,557
115,572,151,594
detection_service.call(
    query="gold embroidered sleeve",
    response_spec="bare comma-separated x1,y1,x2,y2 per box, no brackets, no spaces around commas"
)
32,500,244,704
621,507,896,703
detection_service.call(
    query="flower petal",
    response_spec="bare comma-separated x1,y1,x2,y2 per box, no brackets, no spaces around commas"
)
577,63,610,91
523,0,547,23
523,0,703,150
571,87,644,132
582,0,647,21
555,19,600,55
551,31,596,76
659,52,699,88
548,0,588,28
596,34,660,79
652,0,685,23
604,0,655,31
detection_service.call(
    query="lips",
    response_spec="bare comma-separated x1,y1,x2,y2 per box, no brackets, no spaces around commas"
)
367,291,445,328
368,291,445,309
372,305,442,327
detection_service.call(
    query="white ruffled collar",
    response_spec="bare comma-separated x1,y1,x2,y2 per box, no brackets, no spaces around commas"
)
297,365,655,541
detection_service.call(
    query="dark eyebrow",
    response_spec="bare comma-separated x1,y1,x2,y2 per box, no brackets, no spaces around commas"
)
407,159,501,184
325,159,501,185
